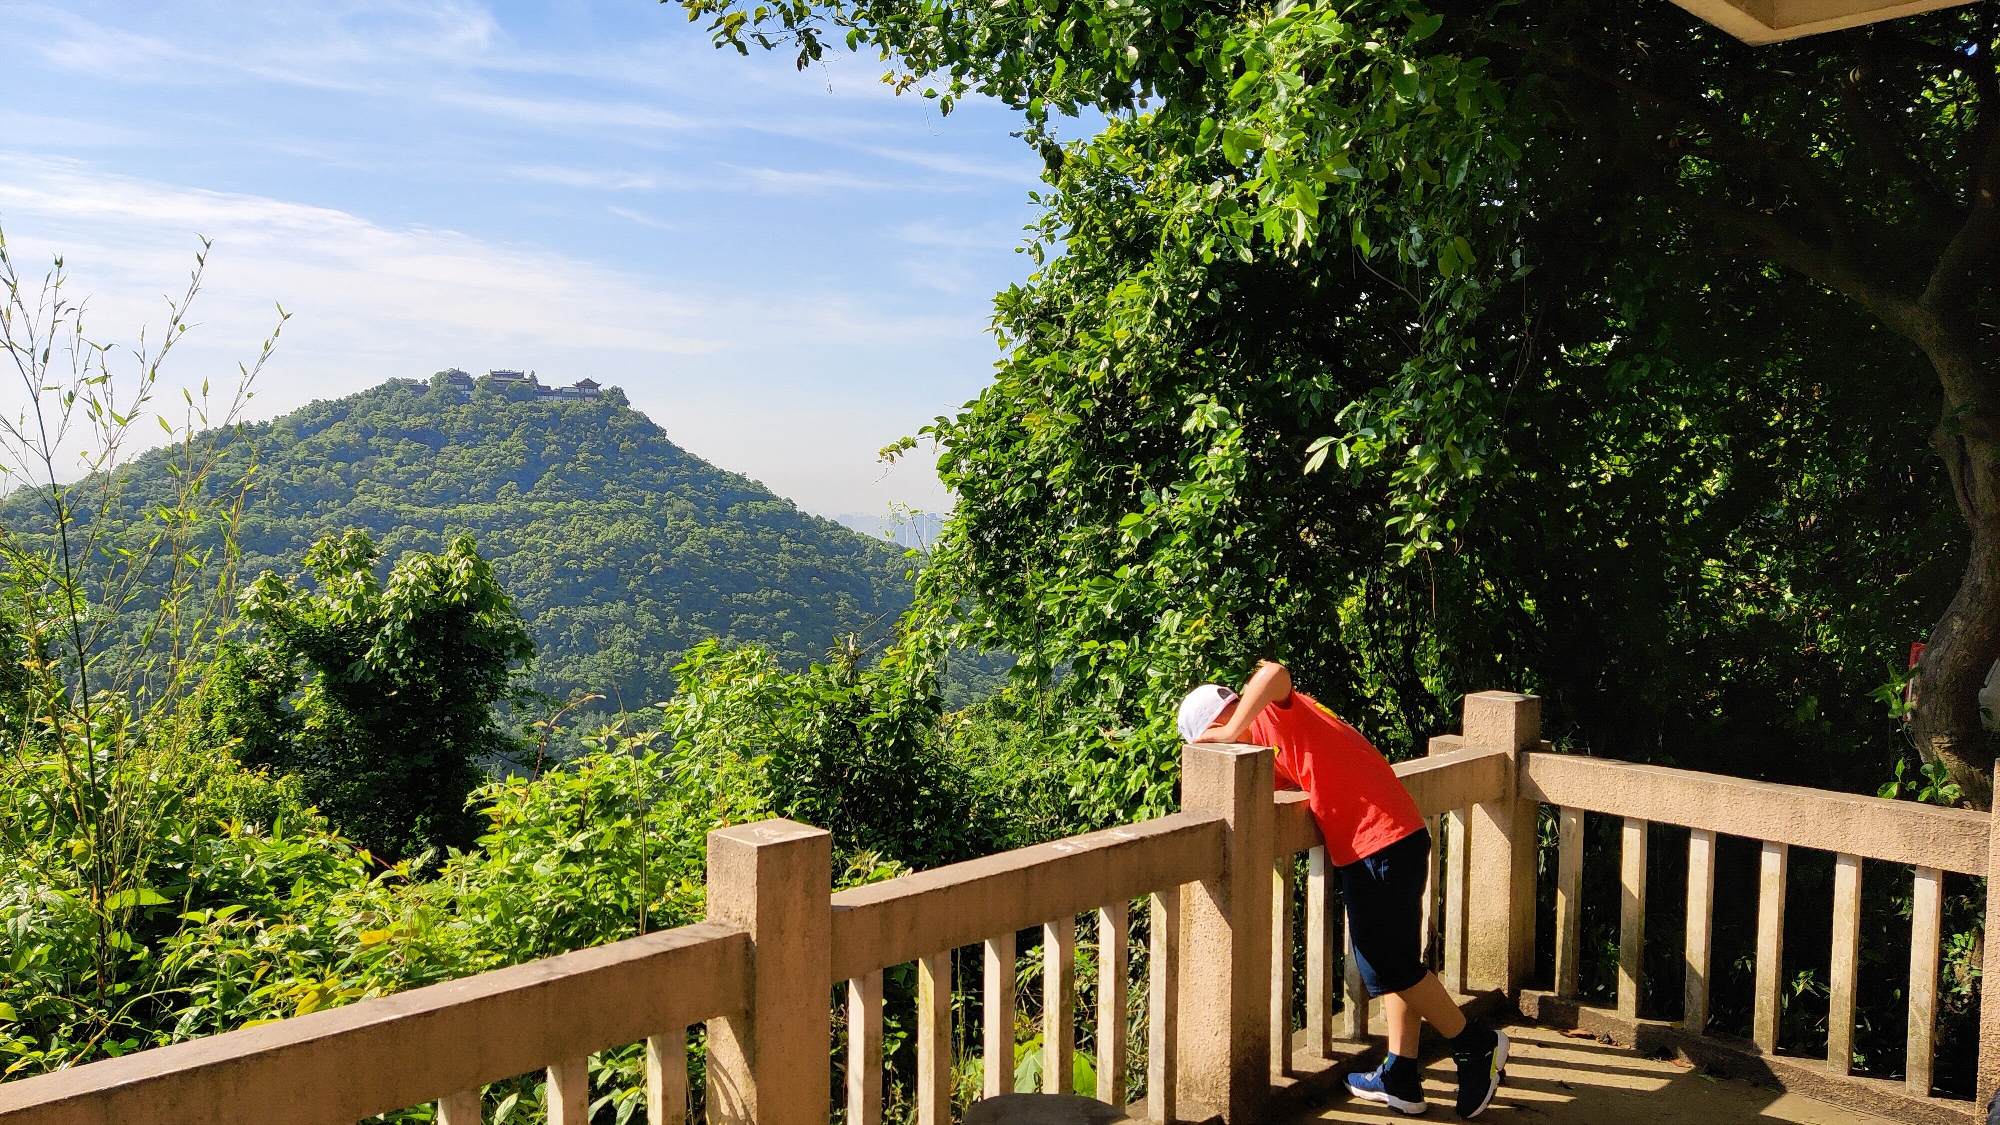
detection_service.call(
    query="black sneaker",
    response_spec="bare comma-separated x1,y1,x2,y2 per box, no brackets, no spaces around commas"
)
1452,1025,1508,1119
1345,1057,1428,1115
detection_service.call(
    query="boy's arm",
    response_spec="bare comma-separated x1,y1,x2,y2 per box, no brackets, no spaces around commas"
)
1195,660,1293,743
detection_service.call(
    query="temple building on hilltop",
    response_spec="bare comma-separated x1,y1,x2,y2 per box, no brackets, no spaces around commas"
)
431,368,603,403
536,377,602,402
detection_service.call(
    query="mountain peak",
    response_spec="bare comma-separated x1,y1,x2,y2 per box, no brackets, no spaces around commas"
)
121,377,913,706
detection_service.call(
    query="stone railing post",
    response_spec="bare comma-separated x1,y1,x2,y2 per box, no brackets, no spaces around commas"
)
1979,803,2000,1108
1177,742,1275,1125
705,819,833,1125
1461,692,1541,996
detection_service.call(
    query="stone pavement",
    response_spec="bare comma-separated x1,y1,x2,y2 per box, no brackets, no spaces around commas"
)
1296,1023,1901,1125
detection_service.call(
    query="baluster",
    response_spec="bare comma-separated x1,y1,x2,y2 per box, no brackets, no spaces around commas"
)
1684,829,1716,1037
918,951,952,1125
1305,846,1334,1059
1148,888,1181,1125
1555,807,1584,999
548,1056,589,1125
1342,908,1371,1040
1828,853,1863,1076
1098,904,1129,1108
1443,808,1470,994
1753,841,1790,1053
1422,816,1440,966
1045,917,1076,1095
1271,856,1295,1078
1908,866,1943,1096
984,934,1016,1099
849,972,885,1124
1618,818,1648,1020
438,1089,482,1125
648,1030,688,1125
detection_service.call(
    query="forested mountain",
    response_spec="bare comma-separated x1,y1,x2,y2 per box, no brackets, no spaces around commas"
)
23,375,912,708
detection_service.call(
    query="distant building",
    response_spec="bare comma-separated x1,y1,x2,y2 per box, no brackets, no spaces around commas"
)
431,367,603,404
435,369,476,401
535,378,605,402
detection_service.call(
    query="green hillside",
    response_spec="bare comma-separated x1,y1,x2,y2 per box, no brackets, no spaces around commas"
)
39,375,912,708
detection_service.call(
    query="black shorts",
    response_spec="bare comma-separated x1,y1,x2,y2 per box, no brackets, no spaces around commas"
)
1338,826,1431,998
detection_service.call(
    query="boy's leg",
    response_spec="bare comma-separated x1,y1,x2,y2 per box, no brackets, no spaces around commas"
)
1383,991,1421,1059
1387,970,1467,1047
1341,830,1436,1113
1347,828,1507,1118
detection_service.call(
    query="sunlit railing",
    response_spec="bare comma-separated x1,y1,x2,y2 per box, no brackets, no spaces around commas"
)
0,692,1988,1125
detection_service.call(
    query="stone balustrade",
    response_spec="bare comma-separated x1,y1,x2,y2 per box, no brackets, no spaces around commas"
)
0,690,1992,1125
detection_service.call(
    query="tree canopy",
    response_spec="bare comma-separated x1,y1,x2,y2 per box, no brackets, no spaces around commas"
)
189,531,535,858
676,0,1997,804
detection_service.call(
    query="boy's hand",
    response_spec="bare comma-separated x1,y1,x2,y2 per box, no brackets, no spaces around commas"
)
1192,720,1241,744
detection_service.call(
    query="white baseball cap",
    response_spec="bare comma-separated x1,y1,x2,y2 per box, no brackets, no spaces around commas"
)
1176,684,1239,743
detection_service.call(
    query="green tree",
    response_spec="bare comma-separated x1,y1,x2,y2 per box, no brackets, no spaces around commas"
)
659,638,997,869
203,530,535,858
674,0,1997,799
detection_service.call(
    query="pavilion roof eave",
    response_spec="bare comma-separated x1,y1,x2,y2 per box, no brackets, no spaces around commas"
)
1668,0,1976,44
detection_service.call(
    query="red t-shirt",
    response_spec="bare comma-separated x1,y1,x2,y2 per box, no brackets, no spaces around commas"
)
1247,691,1424,866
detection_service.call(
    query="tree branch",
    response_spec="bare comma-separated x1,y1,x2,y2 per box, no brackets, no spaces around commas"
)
1840,51,1961,224
1683,189,1928,337
1921,98,2000,313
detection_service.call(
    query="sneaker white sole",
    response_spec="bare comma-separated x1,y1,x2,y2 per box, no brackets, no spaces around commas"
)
1461,1030,1510,1119
1344,1078,1428,1116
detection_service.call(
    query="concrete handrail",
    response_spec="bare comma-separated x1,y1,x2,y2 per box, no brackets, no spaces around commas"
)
0,921,749,1125
830,811,1225,982
1272,748,1512,856
16,700,1984,1125
1521,751,1990,874
1504,698,1995,1122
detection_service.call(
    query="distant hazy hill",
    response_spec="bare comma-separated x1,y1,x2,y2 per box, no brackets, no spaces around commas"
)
835,510,948,551
42,376,911,708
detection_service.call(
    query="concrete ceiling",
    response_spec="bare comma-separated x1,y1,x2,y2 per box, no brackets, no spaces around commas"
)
1668,0,1978,43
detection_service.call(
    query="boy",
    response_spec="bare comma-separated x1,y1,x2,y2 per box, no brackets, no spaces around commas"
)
1178,661,1507,1119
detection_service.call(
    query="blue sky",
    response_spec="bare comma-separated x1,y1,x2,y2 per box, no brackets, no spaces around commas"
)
0,0,1055,521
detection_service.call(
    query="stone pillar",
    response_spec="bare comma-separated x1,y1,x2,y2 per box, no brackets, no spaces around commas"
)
1978,804,2000,1107
1177,742,1274,1125
705,819,833,1125
1461,692,1540,996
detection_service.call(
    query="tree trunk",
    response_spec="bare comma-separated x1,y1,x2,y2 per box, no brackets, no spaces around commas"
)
1912,347,2000,810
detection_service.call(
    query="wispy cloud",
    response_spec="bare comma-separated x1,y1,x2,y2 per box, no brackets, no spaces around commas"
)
859,144,1042,185
736,164,908,192
607,206,681,230
0,0,1036,516
894,218,1026,250
0,155,727,376
443,92,700,132
510,165,661,191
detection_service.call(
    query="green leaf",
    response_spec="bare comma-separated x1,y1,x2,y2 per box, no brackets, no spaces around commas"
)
104,887,170,910
1390,60,1420,102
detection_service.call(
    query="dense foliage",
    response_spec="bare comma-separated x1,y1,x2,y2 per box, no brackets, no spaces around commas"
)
188,530,536,859
682,0,1988,804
